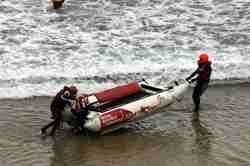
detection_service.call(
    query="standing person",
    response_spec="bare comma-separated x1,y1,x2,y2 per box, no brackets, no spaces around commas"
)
41,85,78,136
186,53,212,113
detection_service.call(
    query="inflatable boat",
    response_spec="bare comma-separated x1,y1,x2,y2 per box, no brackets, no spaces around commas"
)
62,80,191,135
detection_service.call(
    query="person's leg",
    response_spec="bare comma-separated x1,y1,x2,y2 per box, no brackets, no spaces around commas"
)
199,81,209,97
77,110,89,133
49,119,60,136
192,111,200,121
41,121,55,134
49,111,62,136
192,83,202,112
192,81,209,112
50,108,56,119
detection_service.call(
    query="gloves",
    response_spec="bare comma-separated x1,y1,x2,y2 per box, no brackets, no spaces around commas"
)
68,99,76,107
190,78,197,83
185,77,196,83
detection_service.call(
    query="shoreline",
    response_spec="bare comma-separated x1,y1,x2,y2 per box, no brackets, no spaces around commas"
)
0,79,249,101
0,76,250,166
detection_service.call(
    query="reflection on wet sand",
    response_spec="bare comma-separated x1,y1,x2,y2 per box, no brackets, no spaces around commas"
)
50,136,86,166
192,112,213,166
1,83,250,166
48,127,187,166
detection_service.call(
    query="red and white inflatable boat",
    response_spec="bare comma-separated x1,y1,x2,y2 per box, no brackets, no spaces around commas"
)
63,80,191,134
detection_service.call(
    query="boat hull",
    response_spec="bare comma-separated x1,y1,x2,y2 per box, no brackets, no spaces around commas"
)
84,81,190,132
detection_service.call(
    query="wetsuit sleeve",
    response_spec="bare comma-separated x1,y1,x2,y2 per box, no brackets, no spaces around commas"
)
60,93,74,105
186,68,198,81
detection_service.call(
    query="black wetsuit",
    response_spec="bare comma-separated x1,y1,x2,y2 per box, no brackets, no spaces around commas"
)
41,87,72,136
187,61,212,111
70,105,89,131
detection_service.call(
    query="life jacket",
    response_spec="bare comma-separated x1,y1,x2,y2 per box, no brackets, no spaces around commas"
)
197,61,212,82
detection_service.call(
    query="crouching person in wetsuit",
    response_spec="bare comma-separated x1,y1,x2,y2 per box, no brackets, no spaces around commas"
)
41,86,78,136
70,95,90,134
186,53,212,113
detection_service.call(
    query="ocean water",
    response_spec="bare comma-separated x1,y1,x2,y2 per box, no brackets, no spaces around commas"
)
0,0,250,98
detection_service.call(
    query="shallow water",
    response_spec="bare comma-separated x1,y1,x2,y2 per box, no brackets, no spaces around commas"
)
0,83,250,166
0,0,250,98
1,0,250,165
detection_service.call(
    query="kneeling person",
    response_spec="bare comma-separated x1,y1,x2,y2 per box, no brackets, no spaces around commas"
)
41,85,78,136
68,95,90,133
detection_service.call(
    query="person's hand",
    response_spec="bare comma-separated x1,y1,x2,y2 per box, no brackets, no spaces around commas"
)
68,99,76,107
185,77,192,82
190,78,197,82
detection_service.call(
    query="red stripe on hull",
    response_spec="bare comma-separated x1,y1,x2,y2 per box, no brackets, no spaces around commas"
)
100,108,134,128
95,82,140,103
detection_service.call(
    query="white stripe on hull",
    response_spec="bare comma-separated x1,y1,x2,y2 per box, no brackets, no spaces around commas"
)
84,81,190,132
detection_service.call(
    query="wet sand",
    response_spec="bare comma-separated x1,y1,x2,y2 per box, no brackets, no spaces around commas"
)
0,83,250,166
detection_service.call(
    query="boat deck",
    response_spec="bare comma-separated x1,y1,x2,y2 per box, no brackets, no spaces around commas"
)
90,83,165,112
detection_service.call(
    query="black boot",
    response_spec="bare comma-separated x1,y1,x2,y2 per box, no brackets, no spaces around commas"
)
194,104,200,112
41,121,55,135
193,95,200,112
41,127,46,134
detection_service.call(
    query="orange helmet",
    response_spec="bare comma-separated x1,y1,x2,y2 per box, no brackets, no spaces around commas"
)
199,53,209,63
